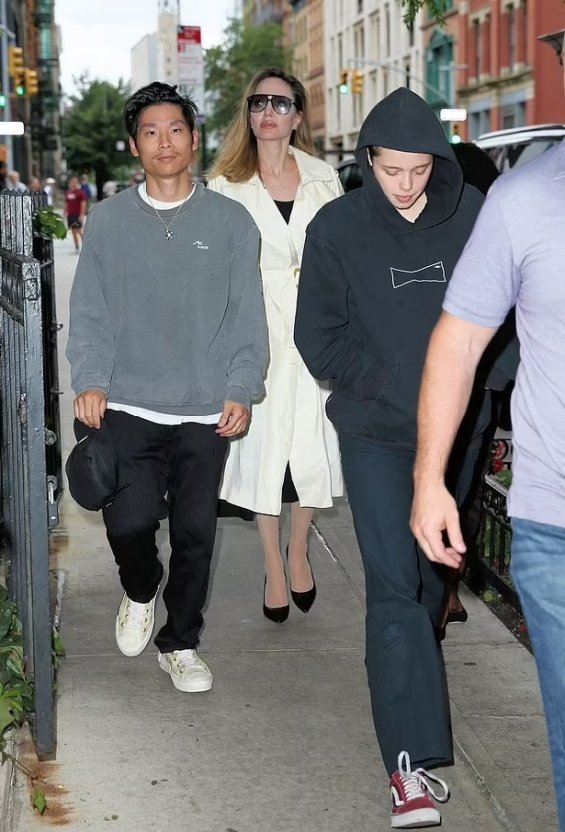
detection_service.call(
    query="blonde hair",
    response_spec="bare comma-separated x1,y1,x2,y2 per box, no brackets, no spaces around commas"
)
209,67,317,183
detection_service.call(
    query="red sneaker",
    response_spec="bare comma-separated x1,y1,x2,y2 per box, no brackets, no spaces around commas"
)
390,751,449,828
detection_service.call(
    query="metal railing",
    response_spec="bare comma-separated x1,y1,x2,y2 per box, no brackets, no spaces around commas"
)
474,472,518,610
0,190,59,759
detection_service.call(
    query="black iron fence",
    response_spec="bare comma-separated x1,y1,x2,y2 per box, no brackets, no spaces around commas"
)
474,472,518,610
0,190,61,759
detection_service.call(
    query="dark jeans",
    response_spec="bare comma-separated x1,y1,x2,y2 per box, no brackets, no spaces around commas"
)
339,434,452,775
102,410,227,653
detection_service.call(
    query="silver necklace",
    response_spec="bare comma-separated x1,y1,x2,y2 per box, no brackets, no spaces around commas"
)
146,188,193,240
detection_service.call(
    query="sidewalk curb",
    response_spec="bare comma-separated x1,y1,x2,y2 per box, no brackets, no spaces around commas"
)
452,702,524,832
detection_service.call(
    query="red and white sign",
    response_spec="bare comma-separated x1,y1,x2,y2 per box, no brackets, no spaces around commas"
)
178,26,205,117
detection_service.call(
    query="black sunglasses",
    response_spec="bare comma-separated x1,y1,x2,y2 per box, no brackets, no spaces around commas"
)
247,94,297,115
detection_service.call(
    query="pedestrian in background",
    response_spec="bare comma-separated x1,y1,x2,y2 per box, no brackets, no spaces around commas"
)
411,32,565,831
64,176,87,252
79,173,93,212
66,82,268,694
295,88,487,828
0,161,8,190
208,67,343,624
7,170,27,192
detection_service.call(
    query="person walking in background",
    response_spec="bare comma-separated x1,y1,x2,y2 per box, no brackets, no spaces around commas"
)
411,32,565,830
64,176,87,252
207,68,343,624
7,170,27,192
66,82,268,694
43,177,55,207
79,173,93,212
295,88,487,828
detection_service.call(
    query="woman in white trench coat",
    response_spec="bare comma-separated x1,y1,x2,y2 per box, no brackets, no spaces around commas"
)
208,68,343,622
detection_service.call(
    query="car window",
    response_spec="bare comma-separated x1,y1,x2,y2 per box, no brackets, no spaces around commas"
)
506,138,561,169
338,161,363,192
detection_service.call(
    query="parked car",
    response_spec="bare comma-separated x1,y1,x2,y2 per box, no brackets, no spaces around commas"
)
476,123,565,172
336,157,363,192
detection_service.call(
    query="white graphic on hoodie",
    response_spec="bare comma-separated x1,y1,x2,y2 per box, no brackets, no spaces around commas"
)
390,261,446,289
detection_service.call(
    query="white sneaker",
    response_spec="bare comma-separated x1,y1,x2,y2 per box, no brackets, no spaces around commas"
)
158,649,213,692
115,590,158,657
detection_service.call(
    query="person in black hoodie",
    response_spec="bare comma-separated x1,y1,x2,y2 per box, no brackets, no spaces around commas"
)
295,88,485,829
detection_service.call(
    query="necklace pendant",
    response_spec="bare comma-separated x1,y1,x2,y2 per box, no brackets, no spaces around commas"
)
165,229,174,241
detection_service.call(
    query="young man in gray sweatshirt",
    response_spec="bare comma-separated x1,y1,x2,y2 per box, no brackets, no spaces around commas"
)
66,82,268,693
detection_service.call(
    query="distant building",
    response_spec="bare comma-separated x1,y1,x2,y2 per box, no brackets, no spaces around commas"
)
284,0,326,151
424,0,565,141
325,1,425,160
131,33,159,91
243,0,287,25
130,0,180,92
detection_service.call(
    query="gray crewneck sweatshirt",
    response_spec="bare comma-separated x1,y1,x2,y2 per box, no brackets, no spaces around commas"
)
66,182,269,414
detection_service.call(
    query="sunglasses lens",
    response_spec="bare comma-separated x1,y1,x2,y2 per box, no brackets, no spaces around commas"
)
249,95,268,112
272,96,292,114
248,94,294,114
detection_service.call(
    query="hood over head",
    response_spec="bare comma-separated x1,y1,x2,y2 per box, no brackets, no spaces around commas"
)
355,87,464,229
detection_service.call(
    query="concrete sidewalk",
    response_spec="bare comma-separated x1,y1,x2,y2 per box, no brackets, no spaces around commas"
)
8,238,556,831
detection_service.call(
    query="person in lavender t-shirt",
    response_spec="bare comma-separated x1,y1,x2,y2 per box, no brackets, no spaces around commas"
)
410,31,565,830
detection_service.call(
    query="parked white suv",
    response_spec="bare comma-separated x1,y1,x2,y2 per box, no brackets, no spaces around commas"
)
476,124,565,172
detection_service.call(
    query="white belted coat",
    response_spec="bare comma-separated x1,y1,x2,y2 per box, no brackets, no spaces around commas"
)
207,147,344,515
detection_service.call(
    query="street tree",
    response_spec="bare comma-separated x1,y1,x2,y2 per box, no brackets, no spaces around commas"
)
205,19,291,137
399,0,451,25
63,75,130,199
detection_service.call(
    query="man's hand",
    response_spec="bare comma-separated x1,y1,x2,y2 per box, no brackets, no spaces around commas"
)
410,481,466,569
74,389,107,428
216,400,250,437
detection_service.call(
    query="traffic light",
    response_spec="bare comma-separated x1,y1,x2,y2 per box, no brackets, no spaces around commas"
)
450,125,462,144
339,69,349,94
351,70,364,95
0,92,5,108
8,46,24,79
25,69,39,96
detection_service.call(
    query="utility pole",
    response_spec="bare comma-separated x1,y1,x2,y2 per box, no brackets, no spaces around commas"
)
0,0,15,167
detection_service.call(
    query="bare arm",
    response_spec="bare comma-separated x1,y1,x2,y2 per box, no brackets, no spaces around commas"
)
410,311,498,566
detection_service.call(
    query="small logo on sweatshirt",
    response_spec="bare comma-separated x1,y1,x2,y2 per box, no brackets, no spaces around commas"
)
192,240,209,251
390,261,446,289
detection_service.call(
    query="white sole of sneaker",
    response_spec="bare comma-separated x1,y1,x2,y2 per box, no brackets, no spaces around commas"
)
391,807,441,828
158,654,213,693
115,590,159,657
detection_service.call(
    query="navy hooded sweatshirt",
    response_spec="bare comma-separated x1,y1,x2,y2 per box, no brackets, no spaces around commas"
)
295,88,485,449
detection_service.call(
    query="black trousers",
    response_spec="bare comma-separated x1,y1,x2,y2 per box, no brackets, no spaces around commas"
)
102,410,227,653
340,434,451,776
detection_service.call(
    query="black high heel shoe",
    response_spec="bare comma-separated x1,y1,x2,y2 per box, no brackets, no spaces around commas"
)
286,546,317,614
263,576,289,623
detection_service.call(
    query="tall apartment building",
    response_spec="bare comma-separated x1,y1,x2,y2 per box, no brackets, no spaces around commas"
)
424,0,565,141
130,0,179,92
325,0,425,160
284,0,326,149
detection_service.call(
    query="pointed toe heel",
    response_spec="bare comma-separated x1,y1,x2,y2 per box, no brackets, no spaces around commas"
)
286,546,317,614
263,577,289,623
290,582,317,614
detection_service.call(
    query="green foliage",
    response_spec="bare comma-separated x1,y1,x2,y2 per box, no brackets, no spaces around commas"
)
399,0,450,26
62,75,130,199
0,585,50,814
205,19,292,137
33,208,67,241
32,787,47,815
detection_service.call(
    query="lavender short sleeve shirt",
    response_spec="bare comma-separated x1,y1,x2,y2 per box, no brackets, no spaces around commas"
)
444,141,565,527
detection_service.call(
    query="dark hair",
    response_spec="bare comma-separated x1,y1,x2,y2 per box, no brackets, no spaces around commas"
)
452,142,499,195
124,82,198,140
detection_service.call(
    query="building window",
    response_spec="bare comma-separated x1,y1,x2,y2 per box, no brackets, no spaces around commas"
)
357,0,363,13
507,4,516,68
473,19,481,77
385,4,391,57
